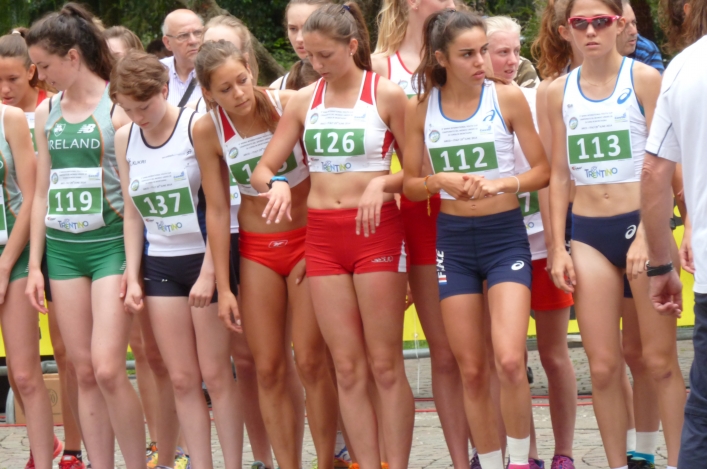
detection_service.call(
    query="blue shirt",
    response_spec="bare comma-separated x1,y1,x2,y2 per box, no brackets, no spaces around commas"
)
628,34,665,74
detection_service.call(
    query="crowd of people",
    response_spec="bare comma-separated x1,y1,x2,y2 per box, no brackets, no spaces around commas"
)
0,0,705,468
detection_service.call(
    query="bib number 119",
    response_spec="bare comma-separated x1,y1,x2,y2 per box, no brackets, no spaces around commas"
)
50,188,101,214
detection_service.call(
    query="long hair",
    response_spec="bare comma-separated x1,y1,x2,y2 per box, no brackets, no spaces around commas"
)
195,40,280,133
374,0,408,55
683,0,707,47
414,8,487,103
0,30,39,88
25,3,114,82
303,2,373,71
205,15,260,82
109,50,168,103
104,26,144,53
285,59,321,89
531,0,573,79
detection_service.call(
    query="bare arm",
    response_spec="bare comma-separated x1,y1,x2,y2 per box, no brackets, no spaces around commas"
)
0,107,37,302
402,96,430,202
641,154,676,266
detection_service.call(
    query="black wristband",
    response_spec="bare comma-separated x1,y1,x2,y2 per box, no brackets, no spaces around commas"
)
646,261,674,277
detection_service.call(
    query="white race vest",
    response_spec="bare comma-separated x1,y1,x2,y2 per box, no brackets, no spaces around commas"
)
563,57,646,186
514,87,543,237
388,52,417,98
424,81,515,201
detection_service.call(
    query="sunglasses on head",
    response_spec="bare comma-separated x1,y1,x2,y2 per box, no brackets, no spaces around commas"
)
568,15,620,30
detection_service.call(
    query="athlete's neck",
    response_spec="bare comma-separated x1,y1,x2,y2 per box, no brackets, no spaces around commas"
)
327,67,365,96
63,72,107,105
397,21,425,71
16,86,40,113
228,101,267,138
580,50,623,85
142,104,180,146
440,75,482,110
569,48,584,71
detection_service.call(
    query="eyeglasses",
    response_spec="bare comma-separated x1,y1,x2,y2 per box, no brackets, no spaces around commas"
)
568,15,620,31
166,29,204,43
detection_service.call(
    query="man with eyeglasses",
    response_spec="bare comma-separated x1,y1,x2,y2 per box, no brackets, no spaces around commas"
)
161,9,205,106
617,0,665,73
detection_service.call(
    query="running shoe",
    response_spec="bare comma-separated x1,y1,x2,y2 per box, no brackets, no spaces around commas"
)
146,441,159,468
349,464,359,469
550,455,575,469
334,446,352,468
627,458,655,469
252,462,269,469
529,458,545,469
25,434,64,468
58,455,86,469
381,463,389,469
469,454,482,469
174,454,192,469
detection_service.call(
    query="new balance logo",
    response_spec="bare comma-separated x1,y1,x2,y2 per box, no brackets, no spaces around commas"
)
268,240,288,248
77,124,96,134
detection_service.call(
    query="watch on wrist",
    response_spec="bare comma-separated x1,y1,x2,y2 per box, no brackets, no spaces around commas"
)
267,175,289,189
646,261,674,277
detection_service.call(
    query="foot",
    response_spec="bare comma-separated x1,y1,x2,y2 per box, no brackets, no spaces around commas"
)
334,446,352,468
469,454,482,469
252,462,269,469
174,451,191,469
550,455,575,469
59,455,87,469
529,458,545,469
627,458,655,469
146,442,159,468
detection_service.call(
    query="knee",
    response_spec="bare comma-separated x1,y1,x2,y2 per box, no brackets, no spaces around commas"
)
643,352,677,382
538,348,572,378
370,355,403,391
72,360,98,389
201,364,234,397
588,356,622,390
255,356,287,391
10,368,44,398
458,359,489,392
233,355,257,382
52,341,68,364
143,346,169,377
430,348,461,376
622,341,645,371
333,358,366,393
495,351,527,386
295,350,329,385
93,362,127,394
170,369,204,398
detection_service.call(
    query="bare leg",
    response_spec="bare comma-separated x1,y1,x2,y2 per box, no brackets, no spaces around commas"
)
129,320,158,443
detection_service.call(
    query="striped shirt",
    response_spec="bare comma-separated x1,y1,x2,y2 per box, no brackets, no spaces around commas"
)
628,35,665,74
160,56,203,106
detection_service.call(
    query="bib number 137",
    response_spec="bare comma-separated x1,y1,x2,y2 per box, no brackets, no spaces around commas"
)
49,188,101,214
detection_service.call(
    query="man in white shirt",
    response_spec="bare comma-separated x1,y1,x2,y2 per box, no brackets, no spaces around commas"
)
161,9,204,106
641,35,707,469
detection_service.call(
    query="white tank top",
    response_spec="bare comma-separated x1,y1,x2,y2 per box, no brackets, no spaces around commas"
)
563,57,646,186
424,81,515,201
303,71,395,173
211,90,308,198
388,52,417,98
125,108,207,257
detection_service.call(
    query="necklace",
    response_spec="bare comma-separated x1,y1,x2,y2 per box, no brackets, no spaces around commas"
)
233,115,257,138
582,74,616,87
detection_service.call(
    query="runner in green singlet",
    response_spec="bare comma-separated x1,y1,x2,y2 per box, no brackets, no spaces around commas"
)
25,4,146,469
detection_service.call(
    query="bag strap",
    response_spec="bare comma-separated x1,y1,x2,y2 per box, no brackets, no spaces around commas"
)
177,78,198,108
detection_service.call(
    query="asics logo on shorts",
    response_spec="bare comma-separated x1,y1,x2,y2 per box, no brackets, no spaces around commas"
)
372,256,393,263
268,240,289,248
625,225,637,239
512,261,525,271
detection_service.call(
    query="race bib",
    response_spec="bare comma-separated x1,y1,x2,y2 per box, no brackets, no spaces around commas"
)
517,191,542,235
428,142,499,178
46,168,105,233
0,187,8,245
130,169,200,237
226,132,299,195
229,171,241,206
303,129,365,157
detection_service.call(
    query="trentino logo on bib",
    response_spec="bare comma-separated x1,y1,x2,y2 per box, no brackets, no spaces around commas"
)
88,171,100,182
617,88,632,105
228,147,238,160
174,171,186,181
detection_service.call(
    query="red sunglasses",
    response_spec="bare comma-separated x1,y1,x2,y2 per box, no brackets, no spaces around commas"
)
568,15,621,30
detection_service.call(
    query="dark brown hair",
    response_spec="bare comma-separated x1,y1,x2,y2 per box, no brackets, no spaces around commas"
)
532,0,573,79
109,50,168,103
414,8,487,102
0,30,39,88
104,26,144,53
284,0,331,28
302,2,372,71
205,15,260,81
285,59,321,89
195,40,280,133
683,0,707,46
25,3,115,82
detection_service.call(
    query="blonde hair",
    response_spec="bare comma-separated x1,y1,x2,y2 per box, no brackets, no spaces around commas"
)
375,0,408,55
204,15,259,82
485,16,522,38
104,26,144,52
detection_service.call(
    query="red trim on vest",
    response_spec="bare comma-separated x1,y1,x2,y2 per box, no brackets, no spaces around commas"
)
36,89,48,107
387,55,392,80
396,51,414,75
381,129,395,160
311,79,326,109
219,107,236,142
361,71,374,105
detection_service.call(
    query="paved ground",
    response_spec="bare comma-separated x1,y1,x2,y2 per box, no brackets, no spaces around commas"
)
0,339,695,469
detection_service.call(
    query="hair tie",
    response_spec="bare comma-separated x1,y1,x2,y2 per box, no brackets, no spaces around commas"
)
342,4,351,12
11,30,21,35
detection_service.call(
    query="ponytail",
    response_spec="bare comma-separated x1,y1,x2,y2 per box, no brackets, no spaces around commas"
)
303,2,372,71
26,2,114,82
415,9,487,103
531,0,572,79
195,40,280,133
285,59,321,89
374,0,408,55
